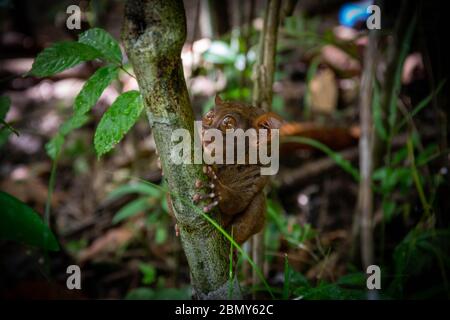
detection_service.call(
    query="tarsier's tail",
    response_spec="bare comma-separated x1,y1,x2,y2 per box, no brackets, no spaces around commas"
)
279,122,360,151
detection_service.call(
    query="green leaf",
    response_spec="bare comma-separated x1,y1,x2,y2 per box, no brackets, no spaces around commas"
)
283,255,291,299
29,42,102,77
372,80,387,140
107,182,161,201
295,281,365,300
45,114,89,160
78,28,122,64
60,114,90,136
0,128,10,148
126,287,191,300
0,191,59,251
417,144,439,166
155,227,167,244
125,288,155,300
0,96,11,121
94,90,144,156
45,133,64,160
392,147,408,166
390,228,450,297
337,273,366,287
383,200,397,221
139,263,156,285
74,65,118,116
112,197,150,224
151,287,191,300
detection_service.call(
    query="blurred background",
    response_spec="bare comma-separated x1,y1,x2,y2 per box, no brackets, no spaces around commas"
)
0,0,449,299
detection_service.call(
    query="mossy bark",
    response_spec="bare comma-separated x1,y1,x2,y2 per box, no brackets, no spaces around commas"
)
122,0,240,299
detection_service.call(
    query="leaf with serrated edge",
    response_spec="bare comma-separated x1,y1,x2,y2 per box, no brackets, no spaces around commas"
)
94,90,143,156
30,42,102,77
79,28,122,64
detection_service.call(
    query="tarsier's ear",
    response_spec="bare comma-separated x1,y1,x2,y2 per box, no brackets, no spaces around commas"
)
253,112,284,130
215,94,224,106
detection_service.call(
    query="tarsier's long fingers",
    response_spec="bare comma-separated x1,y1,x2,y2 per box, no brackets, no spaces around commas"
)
175,223,180,237
191,166,221,212
203,165,219,180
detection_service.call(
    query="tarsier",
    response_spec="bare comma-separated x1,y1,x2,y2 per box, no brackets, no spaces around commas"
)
191,95,283,244
170,95,358,244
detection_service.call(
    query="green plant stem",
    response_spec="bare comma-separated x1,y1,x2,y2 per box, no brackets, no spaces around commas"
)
228,227,235,300
119,65,136,79
407,137,431,218
0,120,19,136
45,156,59,226
42,152,60,275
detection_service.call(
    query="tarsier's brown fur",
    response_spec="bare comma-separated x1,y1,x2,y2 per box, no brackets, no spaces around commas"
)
169,96,358,244
190,96,283,244
167,96,282,244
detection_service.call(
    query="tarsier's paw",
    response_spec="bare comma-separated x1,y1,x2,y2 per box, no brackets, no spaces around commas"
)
192,166,221,213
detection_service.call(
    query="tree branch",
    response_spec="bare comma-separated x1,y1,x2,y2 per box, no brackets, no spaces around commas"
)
251,0,282,298
252,0,282,111
357,29,379,270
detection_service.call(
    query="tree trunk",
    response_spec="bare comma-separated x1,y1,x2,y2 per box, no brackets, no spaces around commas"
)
122,0,240,299
251,0,282,298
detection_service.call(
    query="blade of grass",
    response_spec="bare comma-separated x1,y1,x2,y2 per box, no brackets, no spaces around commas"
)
282,136,360,181
407,136,432,218
282,254,290,299
228,227,235,300
372,79,387,140
385,11,417,163
395,79,446,133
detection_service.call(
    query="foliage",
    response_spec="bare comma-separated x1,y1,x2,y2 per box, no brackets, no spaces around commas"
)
94,90,144,156
29,42,102,77
0,95,18,141
29,27,140,158
78,28,123,64
0,191,59,251
267,199,316,247
108,181,169,244
388,227,450,298
126,286,191,300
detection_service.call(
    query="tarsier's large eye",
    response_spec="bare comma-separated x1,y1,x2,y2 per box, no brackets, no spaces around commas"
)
203,110,215,126
220,116,236,131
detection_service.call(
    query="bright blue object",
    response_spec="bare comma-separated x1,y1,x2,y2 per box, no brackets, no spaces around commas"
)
339,1,372,27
